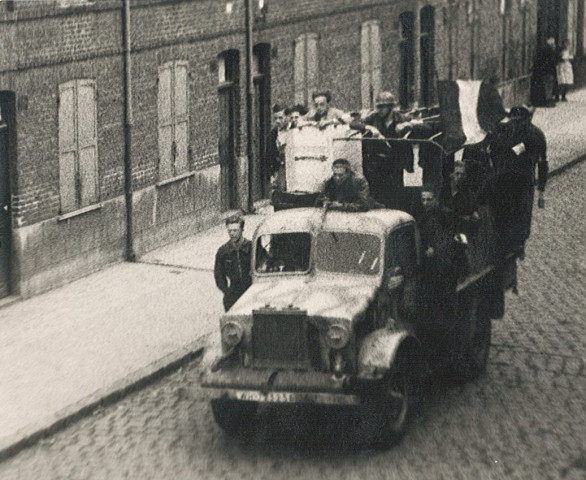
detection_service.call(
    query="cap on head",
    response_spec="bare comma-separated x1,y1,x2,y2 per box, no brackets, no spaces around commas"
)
272,103,286,113
508,105,534,120
375,91,396,106
312,90,332,103
332,158,351,170
225,214,244,228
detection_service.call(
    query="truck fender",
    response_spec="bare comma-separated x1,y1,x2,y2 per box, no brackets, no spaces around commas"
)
199,332,223,375
357,328,424,379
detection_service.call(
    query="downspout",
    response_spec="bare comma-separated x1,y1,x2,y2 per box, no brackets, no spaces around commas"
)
245,0,255,213
123,0,136,261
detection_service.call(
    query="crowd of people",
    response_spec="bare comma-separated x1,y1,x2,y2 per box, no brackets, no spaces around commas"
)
215,88,549,312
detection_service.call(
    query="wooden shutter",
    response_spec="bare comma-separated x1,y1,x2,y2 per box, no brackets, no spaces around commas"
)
361,22,381,109
370,23,382,107
174,61,189,175
294,34,318,106
294,35,307,105
59,82,78,213
305,34,319,102
77,79,98,206
158,63,174,180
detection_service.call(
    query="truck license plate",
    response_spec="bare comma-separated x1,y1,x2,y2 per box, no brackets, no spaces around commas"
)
234,390,294,403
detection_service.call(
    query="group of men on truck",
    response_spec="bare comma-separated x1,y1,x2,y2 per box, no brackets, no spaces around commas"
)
215,88,549,314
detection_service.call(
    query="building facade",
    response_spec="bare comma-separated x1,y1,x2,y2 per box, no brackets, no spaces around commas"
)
0,0,570,298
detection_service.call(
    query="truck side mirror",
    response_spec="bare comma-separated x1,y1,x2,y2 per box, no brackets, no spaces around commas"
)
387,266,404,291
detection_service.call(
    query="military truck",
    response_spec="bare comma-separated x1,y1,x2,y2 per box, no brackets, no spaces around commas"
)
201,201,516,446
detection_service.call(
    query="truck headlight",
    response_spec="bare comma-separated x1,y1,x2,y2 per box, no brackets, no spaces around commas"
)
221,321,243,347
325,324,350,350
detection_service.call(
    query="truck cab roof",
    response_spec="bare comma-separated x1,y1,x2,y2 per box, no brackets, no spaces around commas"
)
254,207,415,237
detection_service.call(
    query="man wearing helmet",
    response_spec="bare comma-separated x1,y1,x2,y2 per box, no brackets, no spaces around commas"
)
350,91,419,205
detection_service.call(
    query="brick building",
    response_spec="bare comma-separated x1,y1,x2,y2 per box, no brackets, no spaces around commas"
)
0,0,576,298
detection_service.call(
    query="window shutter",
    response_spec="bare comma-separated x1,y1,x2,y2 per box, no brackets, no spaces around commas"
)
361,22,381,109
174,61,189,175
306,34,319,103
158,63,174,180
58,82,78,213
77,79,98,206
361,23,372,109
294,35,306,105
370,23,382,108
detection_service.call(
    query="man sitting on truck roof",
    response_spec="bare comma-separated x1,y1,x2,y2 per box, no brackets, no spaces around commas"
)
318,158,378,212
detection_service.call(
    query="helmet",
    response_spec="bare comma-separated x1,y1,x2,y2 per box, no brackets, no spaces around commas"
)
375,91,396,106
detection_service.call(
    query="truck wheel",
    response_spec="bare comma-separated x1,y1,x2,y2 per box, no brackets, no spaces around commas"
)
356,356,415,448
210,398,258,436
455,293,492,382
465,302,492,380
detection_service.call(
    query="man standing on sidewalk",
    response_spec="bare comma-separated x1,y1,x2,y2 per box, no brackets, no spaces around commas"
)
214,215,252,311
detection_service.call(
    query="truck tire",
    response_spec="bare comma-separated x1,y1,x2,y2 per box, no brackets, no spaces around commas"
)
355,355,417,448
453,293,492,382
210,398,258,436
464,299,492,381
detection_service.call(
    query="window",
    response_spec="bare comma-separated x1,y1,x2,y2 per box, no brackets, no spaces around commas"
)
399,11,415,109
158,61,189,180
361,21,382,110
58,79,98,213
256,233,311,273
316,232,381,275
294,33,319,106
420,6,435,106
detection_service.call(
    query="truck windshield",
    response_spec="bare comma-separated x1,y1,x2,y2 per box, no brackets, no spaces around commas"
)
255,232,311,273
315,232,381,275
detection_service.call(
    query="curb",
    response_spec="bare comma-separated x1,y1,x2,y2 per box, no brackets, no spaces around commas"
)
0,333,210,463
0,152,583,463
548,153,586,178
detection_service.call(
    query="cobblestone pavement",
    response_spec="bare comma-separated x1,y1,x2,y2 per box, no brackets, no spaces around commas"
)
1,165,585,480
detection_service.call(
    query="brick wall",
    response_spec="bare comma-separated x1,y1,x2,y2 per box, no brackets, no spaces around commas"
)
0,0,539,297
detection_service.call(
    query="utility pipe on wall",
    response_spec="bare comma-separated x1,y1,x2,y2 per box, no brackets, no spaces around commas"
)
123,0,136,261
245,0,255,213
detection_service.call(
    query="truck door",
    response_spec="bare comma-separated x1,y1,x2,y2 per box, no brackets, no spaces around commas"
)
388,224,418,320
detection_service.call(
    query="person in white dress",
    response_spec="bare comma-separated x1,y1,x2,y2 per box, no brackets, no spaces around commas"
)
555,39,574,102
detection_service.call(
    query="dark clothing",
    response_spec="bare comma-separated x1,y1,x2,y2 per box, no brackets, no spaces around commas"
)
356,111,414,203
320,173,372,212
531,44,558,105
417,206,458,344
214,239,252,311
266,127,284,176
439,184,479,237
418,207,458,284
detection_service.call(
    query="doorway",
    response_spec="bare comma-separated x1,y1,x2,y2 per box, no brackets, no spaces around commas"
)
253,43,272,201
0,91,14,299
218,51,240,211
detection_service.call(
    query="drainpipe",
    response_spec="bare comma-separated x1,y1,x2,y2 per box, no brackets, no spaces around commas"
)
245,0,255,213
123,0,136,261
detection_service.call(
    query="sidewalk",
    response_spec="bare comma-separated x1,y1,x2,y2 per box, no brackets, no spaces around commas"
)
1,88,585,461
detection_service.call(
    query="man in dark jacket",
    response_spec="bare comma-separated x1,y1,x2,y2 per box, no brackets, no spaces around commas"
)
487,105,548,252
416,188,458,349
351,91,419,205
214,214,252,311
319,158,376,212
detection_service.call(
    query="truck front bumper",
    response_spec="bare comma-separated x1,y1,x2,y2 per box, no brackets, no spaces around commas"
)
201,367,365,406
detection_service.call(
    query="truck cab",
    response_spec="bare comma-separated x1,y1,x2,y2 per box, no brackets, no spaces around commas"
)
202,207,445,446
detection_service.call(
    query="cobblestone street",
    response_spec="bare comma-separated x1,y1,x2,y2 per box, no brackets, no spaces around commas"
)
1,163,585,480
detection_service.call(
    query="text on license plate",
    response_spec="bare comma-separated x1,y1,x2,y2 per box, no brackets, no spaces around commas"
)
233,390,294,403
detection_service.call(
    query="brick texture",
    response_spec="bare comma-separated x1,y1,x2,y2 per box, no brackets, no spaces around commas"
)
0,0,538,296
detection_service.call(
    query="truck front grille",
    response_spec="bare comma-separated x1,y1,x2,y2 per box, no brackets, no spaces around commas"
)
251,309,319,370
